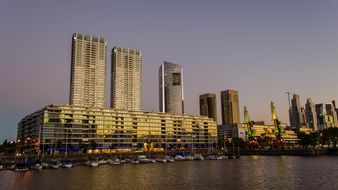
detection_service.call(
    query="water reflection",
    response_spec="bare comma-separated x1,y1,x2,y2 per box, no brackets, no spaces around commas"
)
1,156,338,190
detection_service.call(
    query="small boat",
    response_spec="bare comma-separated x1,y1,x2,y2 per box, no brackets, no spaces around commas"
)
130,159,139,164
61,160,73,168
174,155,186,161
86,160,99,167
124,158,139,164
138,155,156,163
185,155,195,161
98,158,107,165
31,163,43,170
156,158,167,163
49,160,61,169
228,155,237,159
14,163,29,172
107,159,114,165
206,155,222,160
107,158,121,165
41,162,49,169
193,154,204,161
164,156,175,162
219,155,228,159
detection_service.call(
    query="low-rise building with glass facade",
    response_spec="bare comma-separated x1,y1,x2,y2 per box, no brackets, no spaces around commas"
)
17,104,217,153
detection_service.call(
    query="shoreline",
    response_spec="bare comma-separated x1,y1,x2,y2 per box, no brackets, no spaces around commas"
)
240,148,338,156
1,148,338,167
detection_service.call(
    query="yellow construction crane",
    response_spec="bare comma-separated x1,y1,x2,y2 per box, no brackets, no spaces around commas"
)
243,106,254,138
270,101,282,139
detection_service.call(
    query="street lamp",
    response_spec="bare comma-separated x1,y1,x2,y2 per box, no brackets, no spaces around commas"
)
27,138,31,155
65,127,68,158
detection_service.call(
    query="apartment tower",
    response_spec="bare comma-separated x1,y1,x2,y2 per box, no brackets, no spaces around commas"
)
290,94,305,130
69,33,107,108
199,93,217,122
221,90,240,125
111,46,142,111
305,98,318,131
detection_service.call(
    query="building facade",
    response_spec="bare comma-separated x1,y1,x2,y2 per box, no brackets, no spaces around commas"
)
217,124,298,144
289,94,305,130
17,105,217,152
305,98,318,131
199,93,217,122
111,46,142,111
316,103,337,130
220,90,240,125
159,61,184,114
69,33,107,108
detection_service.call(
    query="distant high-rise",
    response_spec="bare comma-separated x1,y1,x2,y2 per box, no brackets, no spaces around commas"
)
305,98,318,131
325,103,338,127
332,100,338,123
111,46,142,111
221,90,240,125
200,93,217,122
69,33,107,108
159,61,184,114
316,103,336,130
289,94,305,130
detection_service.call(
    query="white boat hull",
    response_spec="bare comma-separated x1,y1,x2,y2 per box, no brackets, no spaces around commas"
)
62,164,73,168
31,164,43,170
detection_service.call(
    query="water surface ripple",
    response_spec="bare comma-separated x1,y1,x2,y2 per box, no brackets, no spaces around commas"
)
1,156,338,190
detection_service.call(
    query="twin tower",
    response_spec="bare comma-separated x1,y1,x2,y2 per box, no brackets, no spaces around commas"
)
69,33,184,114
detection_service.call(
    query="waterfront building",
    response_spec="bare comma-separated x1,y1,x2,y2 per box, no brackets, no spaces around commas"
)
111,46,142,111
69,33,107,108
199,93,217,122
305,98,318,131
17,105,217,153
217,124,246,140
217,124,298,144
289,94,306,130
220,90,240,125
159,61,184,114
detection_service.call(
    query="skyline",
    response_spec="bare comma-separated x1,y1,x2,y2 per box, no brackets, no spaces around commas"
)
1,0,338,141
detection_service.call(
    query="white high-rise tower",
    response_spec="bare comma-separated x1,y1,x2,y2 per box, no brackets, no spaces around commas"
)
111,46,142,111
69,33,107,108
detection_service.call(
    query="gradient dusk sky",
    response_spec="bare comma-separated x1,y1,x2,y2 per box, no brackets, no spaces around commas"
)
1,0,338,142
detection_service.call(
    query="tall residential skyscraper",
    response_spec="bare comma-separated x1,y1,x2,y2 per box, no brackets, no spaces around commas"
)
69,33,107,108
289,94,305,130
305,98,318,131
325,103,338,127
111,46,142,111
316,103,337,130
332,100,338,123
221,90,240,125
159,61,184,114
200,93,217,122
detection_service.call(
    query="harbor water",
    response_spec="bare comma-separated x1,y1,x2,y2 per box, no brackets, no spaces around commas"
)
1,156,338,190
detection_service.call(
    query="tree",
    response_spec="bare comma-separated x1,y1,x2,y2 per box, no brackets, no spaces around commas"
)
326,128,338,148
233,137,245,149
309,132,319,147
297,132,313,148
321,128,338,148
